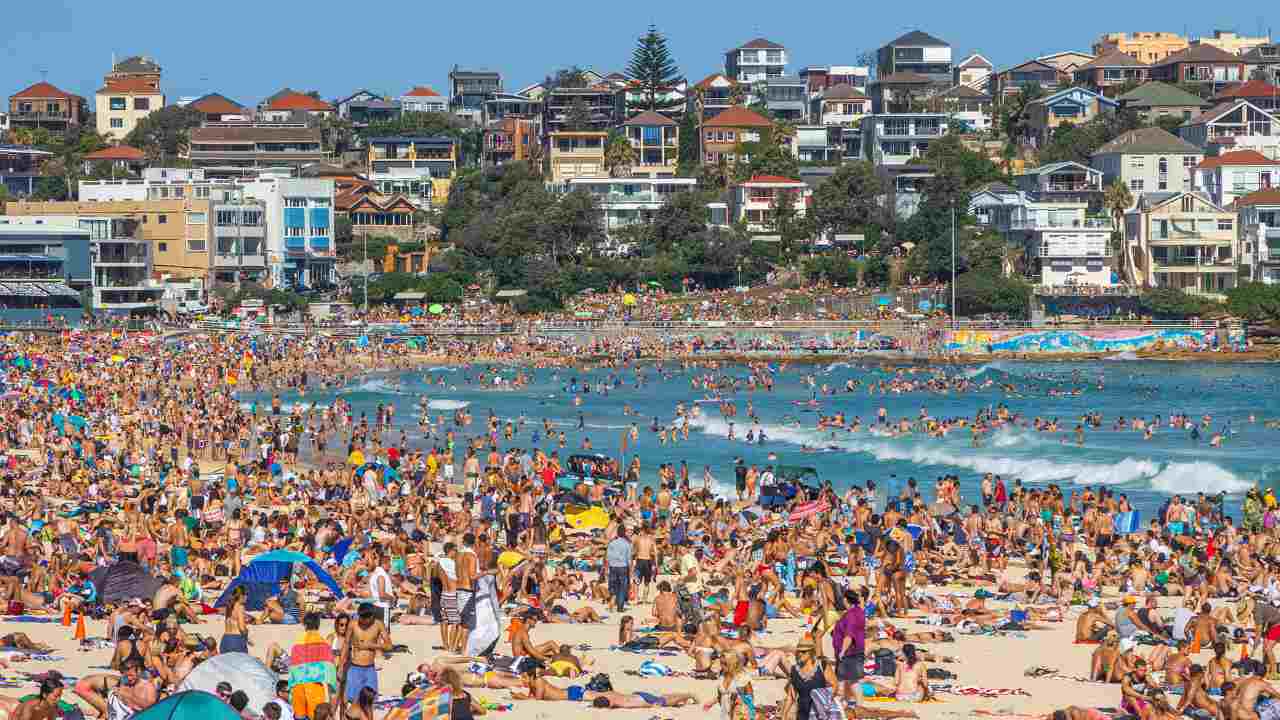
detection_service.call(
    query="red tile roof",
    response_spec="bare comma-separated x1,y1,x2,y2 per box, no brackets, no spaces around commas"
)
98,77,160,94
1235,188,1280,207
84,145,147,161
623,110,677,126
703,105,771,128
746,175,803,184
12,81,79,100
403,86,441,97
693,73,736,90
189,93,246,115
1218,80,1280,98
265,91,334,112
1197,150,1280,169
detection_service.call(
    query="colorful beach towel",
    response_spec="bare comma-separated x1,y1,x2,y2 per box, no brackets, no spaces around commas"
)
383,685,452,720
287,630,337,692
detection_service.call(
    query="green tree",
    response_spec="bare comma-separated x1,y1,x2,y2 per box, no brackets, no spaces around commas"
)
966,230,1009,274
809,161,887,242
954,270,1031,318
919,133,1004,191
604,131,636,177
1140,287,1215,319
366,111,465,139
677,109,700,176
1225,282,1280,326
1153,115,1184,134
126,105,203,163
626,25,682,113
1000,84,1044,143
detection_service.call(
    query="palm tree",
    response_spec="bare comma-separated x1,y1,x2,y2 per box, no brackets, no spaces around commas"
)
604,133,636,178
1104,179,1136,285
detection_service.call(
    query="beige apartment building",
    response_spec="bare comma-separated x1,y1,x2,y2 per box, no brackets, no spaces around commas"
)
547,131,607,183
95,56,164,141
1192,31,1271,56
5,199,213,279
1092,32,1188,65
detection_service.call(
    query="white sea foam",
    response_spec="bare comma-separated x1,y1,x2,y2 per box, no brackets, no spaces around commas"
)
689,414,1249,495
426,399,470,410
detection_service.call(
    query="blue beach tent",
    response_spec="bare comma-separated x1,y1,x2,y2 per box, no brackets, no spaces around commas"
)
213,550,343,611
132,691,241,720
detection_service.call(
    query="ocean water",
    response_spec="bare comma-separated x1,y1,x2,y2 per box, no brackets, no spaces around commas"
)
252,360,1280,520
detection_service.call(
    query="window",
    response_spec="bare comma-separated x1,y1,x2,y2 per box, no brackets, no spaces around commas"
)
109,97,126,111
1159,220,1169,238
285,226,304,237
157,214,167,224
1129,156,1145,169
110,118,123,129
1184,156,1197,169
188,238,205,252
726,131,735,141
1218,219,1233,231
705,131,714,141
187,212,206,225
311,198,330,207
195,186,210,199
1183,110,1192,121
1129,178,1144,191
1182,196,1195,212
158,242,168,252
134,98,149,111
216,210,237,225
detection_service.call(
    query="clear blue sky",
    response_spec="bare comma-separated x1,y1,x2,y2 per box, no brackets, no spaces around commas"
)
3,0,1276,106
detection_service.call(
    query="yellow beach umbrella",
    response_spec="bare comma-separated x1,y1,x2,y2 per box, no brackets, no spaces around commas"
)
348,449,366,466
622,293,637,307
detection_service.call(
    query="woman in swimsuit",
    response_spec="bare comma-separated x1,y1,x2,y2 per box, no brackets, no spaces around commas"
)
892,644,932,702
219,587,250,654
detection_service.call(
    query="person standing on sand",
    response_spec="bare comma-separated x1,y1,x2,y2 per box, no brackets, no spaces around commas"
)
606,526,632,612
633,524,656,603
339,603,391,711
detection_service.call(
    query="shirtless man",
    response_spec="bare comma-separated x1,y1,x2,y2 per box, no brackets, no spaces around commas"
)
511,610,559,662
436,543,459,652
633,525,656,603
339,603,391,709
1230,669,1280,720
1074,598,1114,642
114,658,158,716
1177,664,1223,720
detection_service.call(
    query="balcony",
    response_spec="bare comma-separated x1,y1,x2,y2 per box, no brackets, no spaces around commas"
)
1010,217,1111,230
10,111,73,123
1044,180,1101,192
94,250,148,266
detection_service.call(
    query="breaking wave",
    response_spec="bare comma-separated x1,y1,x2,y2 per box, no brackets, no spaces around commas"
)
688,415,1250,495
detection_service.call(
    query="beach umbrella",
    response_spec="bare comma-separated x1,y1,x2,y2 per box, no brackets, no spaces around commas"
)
132,691,240,720
428,304,444,315
178,654,275,714
89,561,163,604
622,293,637,306
410,307,424,316
347,449,365,466
646,280,662,287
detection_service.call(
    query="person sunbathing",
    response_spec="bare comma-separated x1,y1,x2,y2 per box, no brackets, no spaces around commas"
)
589,691,697,709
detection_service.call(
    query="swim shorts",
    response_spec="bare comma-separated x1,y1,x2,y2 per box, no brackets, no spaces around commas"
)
442,591,460,625
345,664,378,702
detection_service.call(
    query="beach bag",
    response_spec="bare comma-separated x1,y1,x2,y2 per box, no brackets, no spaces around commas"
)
585,673,613,692
810,687,845,720
873,649,896,677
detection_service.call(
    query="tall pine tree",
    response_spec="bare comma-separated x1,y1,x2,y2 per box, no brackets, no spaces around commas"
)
626,25,682,115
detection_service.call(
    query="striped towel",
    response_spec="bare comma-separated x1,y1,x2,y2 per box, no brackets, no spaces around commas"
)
288,631,337,692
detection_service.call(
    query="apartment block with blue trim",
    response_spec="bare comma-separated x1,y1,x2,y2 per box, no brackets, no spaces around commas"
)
244,176,335,290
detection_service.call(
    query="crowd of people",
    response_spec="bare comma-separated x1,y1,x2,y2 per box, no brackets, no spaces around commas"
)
0,324,1276,720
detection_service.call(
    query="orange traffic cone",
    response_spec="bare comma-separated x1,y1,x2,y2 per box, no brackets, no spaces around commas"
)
61,603,73,627
74,613,86,641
